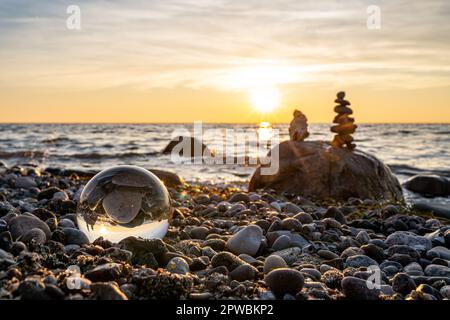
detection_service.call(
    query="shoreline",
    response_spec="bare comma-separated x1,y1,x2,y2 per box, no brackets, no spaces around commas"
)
0,164,449,300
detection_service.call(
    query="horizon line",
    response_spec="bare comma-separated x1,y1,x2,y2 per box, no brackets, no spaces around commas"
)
0,122,449,125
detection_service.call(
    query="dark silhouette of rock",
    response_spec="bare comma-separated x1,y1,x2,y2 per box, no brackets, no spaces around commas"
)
148,169,185,188
411,202,450,220
331,91,357,150
289,110,309,141
404,175,450,197
162,136,214,158
249,140,403,201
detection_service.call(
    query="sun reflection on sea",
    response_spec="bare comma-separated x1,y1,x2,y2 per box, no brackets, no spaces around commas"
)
258,121,273,141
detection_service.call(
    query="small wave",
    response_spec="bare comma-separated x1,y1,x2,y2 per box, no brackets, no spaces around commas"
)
389,164,450,178
64,151,159,160
435,131,450,135
42,136,71,144
0,150,47,159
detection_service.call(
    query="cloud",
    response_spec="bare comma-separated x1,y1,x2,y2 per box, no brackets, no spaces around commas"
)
0,0,449,90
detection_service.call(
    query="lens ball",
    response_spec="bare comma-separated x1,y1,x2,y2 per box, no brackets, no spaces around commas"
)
76,165,172,243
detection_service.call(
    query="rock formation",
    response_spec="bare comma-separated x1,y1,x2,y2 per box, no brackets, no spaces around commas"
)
289,109,309,142
331,91,357,150
249,140,404,201
404,174,450,197
162,136,214,158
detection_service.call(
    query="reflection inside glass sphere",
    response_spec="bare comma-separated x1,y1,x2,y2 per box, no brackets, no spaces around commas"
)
76,165,172,243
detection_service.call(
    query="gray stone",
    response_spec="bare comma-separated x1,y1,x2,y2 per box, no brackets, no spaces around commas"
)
211,252,247,271
226,225,263,256
264,268,304,295
340,247,365,260
21,228,47,244
264,255,288,274
90,282,128,300
267,231,309,248
85,263,123,282
341,276,381,300
189,226,209,240
404,175,450,197
281,218,302,231
9,215,51,241
284,202,302,214
293,212,313,224
346,255,378,268
392,273,416,295
53,191,69,201
166,257,190,274
424,264,450,277
318,249,339,260
385,231,432,252
271,235,291,251
58,218,76,229
229,264,257,281
428,246,450,260
404,262,424,276
270,247,302,265
412,202,450,220
229,193,250,203
300,268,321,281
15,177,37,189
440,285,450,299
62,228,89,246
0,248,13,260
356,231,371,245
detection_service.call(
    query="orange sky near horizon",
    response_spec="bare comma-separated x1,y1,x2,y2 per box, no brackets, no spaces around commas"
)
1,85,450,124
1,1,450,124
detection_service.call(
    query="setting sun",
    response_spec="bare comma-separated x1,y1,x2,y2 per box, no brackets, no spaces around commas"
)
250,87,281,113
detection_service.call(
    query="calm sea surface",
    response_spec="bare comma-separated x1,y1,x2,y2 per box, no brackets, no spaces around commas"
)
1,123,449,205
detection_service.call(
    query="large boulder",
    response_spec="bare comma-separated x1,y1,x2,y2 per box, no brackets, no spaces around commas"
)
249,140,403,201
404,175,450,197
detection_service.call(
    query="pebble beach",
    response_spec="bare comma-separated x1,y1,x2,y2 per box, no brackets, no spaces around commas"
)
1,163,449,300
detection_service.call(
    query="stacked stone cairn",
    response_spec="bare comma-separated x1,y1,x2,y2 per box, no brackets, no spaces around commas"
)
331,91,357,150
289,109,309,142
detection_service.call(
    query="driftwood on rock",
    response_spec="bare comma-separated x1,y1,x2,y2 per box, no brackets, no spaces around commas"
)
249,140,404,201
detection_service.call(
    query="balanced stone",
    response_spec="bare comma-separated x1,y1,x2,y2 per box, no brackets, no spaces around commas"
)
331,91,357,150
289,109,309,142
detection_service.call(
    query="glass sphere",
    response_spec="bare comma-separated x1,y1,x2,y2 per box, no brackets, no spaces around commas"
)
76,165,172,243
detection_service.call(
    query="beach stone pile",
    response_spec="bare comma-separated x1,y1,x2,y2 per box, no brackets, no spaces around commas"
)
0,163,449,300
331,91,357,150
289,110,309,142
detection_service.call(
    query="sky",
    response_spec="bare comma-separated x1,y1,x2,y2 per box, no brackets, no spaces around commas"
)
0,0,450,123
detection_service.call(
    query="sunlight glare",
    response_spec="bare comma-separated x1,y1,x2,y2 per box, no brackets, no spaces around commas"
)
250,87,280,113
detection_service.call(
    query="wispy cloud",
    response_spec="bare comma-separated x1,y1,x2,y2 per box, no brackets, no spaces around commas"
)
0,0,449,90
